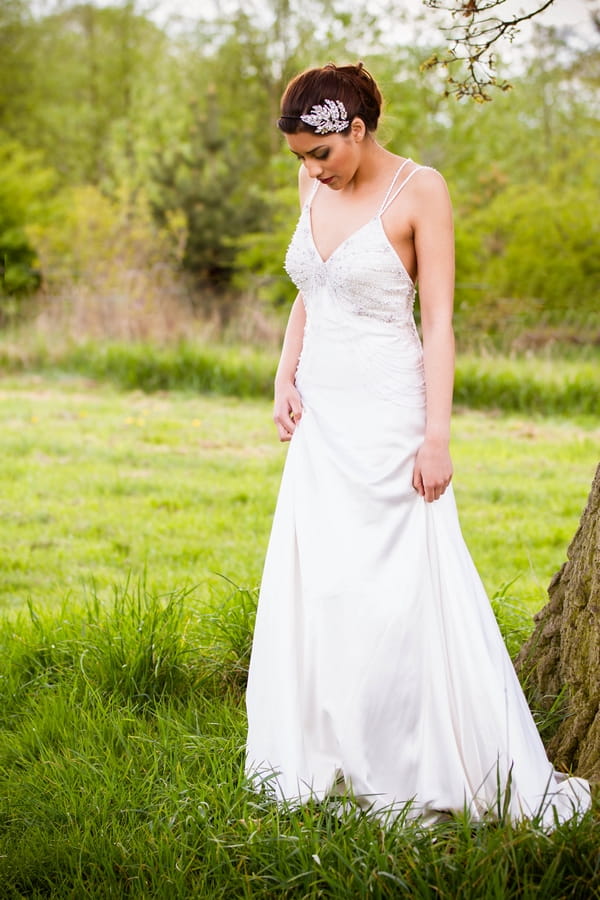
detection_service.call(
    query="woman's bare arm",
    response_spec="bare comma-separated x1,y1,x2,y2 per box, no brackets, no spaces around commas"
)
272,166,314,442
273,294,306,442
411,170,455,502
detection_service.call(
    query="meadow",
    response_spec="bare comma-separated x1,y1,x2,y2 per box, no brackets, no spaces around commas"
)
3,0,599,890
0,362,598,897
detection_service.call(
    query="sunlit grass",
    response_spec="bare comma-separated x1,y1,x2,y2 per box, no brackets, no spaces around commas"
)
0,336,598,413
0,377,281,611
0,585,598,897
0,375,596,616
450,411,598,613
0,374,598,895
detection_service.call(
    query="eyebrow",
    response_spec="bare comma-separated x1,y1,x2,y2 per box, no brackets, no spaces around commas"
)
289,146,328,159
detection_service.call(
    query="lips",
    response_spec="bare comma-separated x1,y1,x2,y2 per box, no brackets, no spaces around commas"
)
319,176,334,185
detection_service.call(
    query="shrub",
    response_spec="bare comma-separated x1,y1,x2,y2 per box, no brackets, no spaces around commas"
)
0,138,56,305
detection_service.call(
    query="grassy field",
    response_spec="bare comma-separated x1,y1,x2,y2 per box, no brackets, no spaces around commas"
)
1,336,599,413
0,374,597,617
0,372,598,897
0,375,281,613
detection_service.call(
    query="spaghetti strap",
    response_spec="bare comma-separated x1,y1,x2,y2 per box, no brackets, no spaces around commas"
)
305,177,321,208
380,165,432,216
377,159,412,216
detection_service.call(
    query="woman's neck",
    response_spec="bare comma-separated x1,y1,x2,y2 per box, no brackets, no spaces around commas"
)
344,139,404,196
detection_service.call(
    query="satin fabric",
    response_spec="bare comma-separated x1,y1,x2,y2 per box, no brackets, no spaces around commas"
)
245,165,590,826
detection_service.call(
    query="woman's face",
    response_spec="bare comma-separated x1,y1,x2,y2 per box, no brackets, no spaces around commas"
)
285,128,361,190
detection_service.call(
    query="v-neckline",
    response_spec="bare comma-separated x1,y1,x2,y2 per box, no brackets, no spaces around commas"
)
308,211,379,265
306,210,416,287
307,158,413,265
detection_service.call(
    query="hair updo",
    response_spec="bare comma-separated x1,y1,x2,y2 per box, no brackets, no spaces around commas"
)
278,62,383,135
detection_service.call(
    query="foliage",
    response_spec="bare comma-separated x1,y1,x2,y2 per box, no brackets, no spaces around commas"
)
0,139,55,302
0,3,171,186
465,174,599,320
24,183,194,340
150,93,268,300
147,1,382,297
27,184,181,287
0,1,598,342
232,166,300,308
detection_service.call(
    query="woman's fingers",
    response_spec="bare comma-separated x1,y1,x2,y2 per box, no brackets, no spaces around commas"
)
413,441,453,502
274,412,294,441
424,475,452,502
290,399,302,422
413,470,425,497
413,469,452,502
273,391,303,442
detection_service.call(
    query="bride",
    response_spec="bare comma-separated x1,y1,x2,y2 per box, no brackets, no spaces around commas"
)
245,62,590,826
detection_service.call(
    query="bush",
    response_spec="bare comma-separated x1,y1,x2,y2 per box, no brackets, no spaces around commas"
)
0,138,56,304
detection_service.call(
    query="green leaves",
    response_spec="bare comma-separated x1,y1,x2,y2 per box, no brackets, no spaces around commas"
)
0,139,56,302
0,1,597,345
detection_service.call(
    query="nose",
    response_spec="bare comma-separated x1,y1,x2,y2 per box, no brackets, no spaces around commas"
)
304,159,323,179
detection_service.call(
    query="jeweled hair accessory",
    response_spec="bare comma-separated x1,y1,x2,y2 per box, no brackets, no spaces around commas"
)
300,99,349,134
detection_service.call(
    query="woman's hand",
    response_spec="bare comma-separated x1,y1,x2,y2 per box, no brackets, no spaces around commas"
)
413,438,453,503
273,381,303,442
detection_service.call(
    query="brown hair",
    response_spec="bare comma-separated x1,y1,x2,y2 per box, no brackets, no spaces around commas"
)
278,63,383,135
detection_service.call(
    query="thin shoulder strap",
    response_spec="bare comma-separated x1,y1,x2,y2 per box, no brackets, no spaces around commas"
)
305,177,321,209
377,159,412,215
380,164,431,216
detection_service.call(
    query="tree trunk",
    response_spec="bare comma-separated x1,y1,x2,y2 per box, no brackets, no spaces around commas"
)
515,463,600,782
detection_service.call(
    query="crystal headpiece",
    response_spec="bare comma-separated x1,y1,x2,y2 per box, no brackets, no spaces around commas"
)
300,99,349,135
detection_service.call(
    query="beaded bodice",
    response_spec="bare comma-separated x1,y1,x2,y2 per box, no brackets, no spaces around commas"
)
285,161,427,331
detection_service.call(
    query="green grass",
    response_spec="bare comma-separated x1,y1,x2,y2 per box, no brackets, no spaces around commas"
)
454,354,600,416
0,373,598,896
0,376,282,612
0,375,596,615
0,338,277,397
0,586,598,898
449,411,598,614
0,336,598,414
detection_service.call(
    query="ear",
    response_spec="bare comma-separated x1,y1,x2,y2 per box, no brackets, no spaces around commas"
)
350,116,366,141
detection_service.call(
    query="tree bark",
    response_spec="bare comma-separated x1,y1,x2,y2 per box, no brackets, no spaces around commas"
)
515,463,600,782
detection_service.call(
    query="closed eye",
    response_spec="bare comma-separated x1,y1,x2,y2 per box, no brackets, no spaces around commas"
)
290,148,330,161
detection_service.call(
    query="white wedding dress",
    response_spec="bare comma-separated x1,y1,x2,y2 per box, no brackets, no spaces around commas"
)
245,160,590,826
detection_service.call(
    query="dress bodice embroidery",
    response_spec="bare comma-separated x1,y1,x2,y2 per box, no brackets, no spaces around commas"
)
285,161,431,330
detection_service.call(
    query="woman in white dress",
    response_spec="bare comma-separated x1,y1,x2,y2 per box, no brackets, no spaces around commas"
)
245,62,590,826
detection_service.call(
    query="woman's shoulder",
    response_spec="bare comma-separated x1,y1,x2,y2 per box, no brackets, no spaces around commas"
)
408,158,445,183
298,165,315,207
384,153,448,193
404,160,450,205
383,156,452,227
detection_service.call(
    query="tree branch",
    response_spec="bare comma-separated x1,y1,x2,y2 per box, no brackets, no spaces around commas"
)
422,0,558,101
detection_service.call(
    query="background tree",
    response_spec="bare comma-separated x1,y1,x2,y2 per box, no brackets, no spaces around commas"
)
422,0,600,99
0,141,56,311
516,464,600,782
0,0,597,348
150,88,268,321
